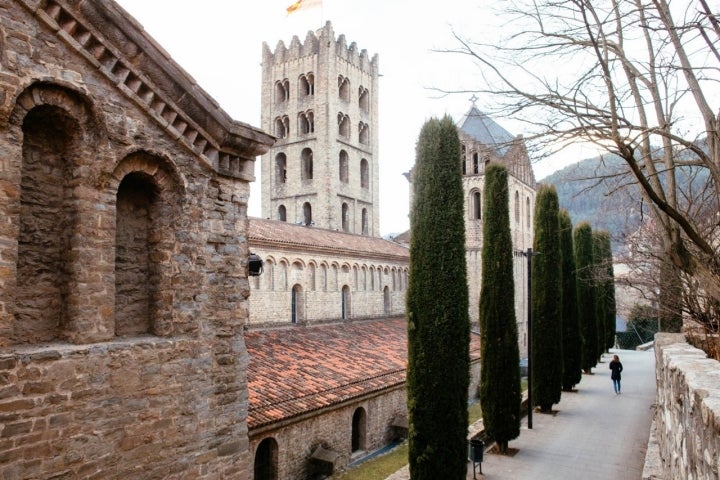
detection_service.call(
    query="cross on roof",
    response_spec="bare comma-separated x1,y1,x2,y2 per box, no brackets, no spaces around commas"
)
469,94,478,106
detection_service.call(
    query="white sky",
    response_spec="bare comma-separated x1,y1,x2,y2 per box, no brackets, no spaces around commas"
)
116,0,586,236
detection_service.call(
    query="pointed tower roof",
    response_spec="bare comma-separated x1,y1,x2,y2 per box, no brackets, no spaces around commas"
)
458,105,515,155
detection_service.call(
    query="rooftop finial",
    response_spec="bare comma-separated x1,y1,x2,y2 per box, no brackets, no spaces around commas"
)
469,94,478,106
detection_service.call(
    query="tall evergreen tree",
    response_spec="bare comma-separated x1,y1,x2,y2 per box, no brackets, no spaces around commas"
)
595,230,617,350
574,222,598,373
406,116,470,480
531,184,562,412
559,210,582,391
479,163,521,454
592,231,607,362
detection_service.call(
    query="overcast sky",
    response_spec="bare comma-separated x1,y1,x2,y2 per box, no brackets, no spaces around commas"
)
116,0,587,236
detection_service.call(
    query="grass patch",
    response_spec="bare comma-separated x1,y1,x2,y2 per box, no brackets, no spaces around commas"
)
468,401,483,423
332,442,408,480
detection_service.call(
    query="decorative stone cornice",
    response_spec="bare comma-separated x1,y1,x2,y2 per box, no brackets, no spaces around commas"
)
18,0,274,181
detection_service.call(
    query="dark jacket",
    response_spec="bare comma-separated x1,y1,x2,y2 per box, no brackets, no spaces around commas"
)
609,360,623,380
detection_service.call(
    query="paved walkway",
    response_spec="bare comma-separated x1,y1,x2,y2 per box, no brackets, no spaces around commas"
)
388,348,657,480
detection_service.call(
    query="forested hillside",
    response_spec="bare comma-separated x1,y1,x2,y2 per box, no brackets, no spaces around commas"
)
539,155,643,249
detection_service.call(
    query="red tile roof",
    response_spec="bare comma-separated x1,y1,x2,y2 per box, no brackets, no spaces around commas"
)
248,218,410,260
245,317,481,430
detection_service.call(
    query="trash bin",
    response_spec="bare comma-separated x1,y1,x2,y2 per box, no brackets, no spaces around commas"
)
469,438,484,463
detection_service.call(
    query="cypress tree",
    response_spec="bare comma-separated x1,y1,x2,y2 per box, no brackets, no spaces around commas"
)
479,163,521,454
592,231,607,362
406,116,469,480
531,184,562,412
559,210,582,391
574,222,598,373
596,231,617,351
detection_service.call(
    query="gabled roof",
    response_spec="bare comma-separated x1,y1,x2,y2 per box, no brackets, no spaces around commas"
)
245,318,481,431
248,218,409,261
458,106,516,156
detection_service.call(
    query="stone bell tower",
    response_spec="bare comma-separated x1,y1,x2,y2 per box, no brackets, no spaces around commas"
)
260,21,380,236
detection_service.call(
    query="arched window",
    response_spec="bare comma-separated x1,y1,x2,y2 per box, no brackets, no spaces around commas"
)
332,265,339,291
291,284,303,324
266,260,275,291
526,196,531,228
341,285,351,320
338,113,350,138
461,145,467,175
298,112,309,135
472,191,481,220
308,263,316,291
360,158,369,189
515,190,520,223
275,153,287,184
301,148,313,180
342,203,350,232
303,202,312,226
299,73,315,96
115,171,161,336
307,111,314,133
275,79,289,104
279,262,288,291
298,110,314,135
358,122,369,145
370,267,375,291
339,150,349,183
274,116,289,139
473,152,479,174
254,437,278,480
338,75,350,102
361,208,368,235
321,264,328,292
358,86,370,113
278,205,286,221
383,286,390,314
352,408,367,452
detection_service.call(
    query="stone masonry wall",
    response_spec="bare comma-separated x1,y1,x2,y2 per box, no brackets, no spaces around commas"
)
0,338,237,479
0,1,273,478
249,387,407,479
248,246,408,325
654,333,720,480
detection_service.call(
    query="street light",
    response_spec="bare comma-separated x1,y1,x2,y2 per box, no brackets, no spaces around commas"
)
516,247,536,429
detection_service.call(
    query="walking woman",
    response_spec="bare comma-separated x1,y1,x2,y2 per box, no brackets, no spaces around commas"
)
609,354,623,394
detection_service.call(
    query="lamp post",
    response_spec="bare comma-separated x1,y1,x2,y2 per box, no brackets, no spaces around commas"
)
515,247,534,429
525,247,533,430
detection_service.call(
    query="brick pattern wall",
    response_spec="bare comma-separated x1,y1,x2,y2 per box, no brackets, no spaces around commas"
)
654,333,720,480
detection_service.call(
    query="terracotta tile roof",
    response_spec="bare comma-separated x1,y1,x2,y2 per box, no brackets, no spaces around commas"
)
248,218,409,260
245,317,481,430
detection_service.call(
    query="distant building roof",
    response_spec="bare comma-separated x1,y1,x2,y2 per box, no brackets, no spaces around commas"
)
458,105,516,155
245,317,481,430
248,217,409,261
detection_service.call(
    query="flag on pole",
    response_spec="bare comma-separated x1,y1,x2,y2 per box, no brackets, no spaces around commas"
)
286,0,322,15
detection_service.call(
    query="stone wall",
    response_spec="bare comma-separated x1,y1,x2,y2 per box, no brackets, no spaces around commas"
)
654,333,720,480
0,1,272,478
249,387,406,479
248,247,408,324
